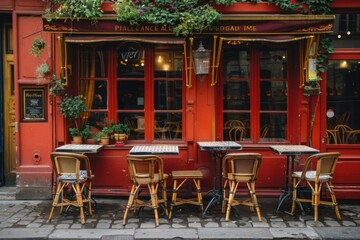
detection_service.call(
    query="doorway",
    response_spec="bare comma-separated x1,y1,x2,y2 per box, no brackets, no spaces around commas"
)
1,14,16,186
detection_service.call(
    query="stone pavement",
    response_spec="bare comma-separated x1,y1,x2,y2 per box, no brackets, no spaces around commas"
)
0,191,360,239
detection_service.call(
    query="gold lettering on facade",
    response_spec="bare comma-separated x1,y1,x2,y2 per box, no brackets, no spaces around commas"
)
244,26,256,31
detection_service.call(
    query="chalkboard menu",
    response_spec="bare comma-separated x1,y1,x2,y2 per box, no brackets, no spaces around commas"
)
21,86,47,122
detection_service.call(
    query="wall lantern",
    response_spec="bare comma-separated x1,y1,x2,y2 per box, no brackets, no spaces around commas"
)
192,40,211,82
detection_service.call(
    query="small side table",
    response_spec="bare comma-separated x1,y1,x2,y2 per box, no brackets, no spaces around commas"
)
169,170,204,219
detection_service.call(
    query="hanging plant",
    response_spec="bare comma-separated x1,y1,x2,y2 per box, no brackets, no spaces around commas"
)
49,74,66,97
36,63,50,82
31,38,46,57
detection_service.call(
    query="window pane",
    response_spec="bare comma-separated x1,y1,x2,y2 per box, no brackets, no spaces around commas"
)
224,81,250,110
154,48,183,141
155,50,182,78
260,113,287,141
223,113,250,141
118,80,144,110
118,113,144,140
260,49,287,79
327,60,360,144
87,112,108,130
260,80,287,110
90,80,107,110
223,48,250,142
154,113,182,140
154,80,182,110
80,48,108,78
223,49,249,78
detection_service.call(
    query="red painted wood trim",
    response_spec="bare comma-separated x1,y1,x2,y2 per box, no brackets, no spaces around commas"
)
331,0,360,9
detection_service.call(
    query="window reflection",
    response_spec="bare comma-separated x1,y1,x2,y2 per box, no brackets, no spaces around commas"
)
327,60,360,144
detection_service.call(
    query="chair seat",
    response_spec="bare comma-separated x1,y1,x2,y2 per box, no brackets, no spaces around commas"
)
292,171,333,182
172,170,203,179
226,173,252,182
135,173,168,184
169,170,204,219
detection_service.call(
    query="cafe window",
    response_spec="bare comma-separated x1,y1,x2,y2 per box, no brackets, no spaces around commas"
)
222,44,288,143
326,59,360,144
78,42,183,142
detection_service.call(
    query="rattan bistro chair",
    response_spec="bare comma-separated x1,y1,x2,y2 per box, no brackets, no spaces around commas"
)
290,152,341,222
48,152,94,224
123,155,168,226
222,153,262,221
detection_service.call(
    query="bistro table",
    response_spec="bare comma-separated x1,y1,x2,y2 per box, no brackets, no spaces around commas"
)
129,145,179,155
55,144,103,153
197,141,242,216
269,145,319,213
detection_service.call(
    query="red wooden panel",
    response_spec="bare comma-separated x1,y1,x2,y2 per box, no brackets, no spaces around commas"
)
17,15,51,81
0,0,13,10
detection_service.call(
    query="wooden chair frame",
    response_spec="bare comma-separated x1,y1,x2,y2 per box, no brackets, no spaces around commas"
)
48,152,94,224
222,153,262,221
291,152,341,222
123,155,168,226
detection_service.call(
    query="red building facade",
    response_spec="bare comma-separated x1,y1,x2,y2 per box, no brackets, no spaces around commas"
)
0,0,359,200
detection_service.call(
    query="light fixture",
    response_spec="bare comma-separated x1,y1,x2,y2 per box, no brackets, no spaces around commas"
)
192,40,211,83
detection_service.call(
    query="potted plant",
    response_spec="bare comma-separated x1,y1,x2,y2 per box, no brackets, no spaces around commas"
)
60,95,87,143
94,126,113,145
111,122,130,144
80,124,92,143
69,127,83,144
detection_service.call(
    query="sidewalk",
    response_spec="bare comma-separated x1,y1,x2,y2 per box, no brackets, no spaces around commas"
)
0,188,359,239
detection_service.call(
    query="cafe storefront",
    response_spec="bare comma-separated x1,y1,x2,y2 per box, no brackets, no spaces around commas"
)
2,0,359,200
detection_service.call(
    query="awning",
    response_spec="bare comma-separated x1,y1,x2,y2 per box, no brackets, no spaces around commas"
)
43,14,335,35
64,35,185,44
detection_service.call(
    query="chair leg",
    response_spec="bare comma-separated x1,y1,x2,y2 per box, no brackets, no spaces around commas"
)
123,184,137,225
169,179,178,219
327,181,342,220
248,182,262,222
48,182,64,223
194,179,204,212
149,183,159,227
313,182,320,222
161,180,168,216
74,183,85,224
222,180,229,214
87,181,93,215
290,178,298,215
225,181,238,221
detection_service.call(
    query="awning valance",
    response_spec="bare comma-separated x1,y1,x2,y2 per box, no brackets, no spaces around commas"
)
64,35,185,44
43,14,335,35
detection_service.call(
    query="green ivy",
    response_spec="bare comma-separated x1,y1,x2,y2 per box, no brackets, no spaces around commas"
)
113,0,225,36
45,0,104,21
316,35,334,79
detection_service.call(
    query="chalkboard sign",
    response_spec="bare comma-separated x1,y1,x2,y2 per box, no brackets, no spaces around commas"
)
21,86,47,122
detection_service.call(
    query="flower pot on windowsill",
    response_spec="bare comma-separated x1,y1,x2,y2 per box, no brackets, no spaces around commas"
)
71,136,83,144
114,133,128,144
99,137,110,145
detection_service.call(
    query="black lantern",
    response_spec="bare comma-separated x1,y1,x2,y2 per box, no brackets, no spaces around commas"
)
192,41,211,82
